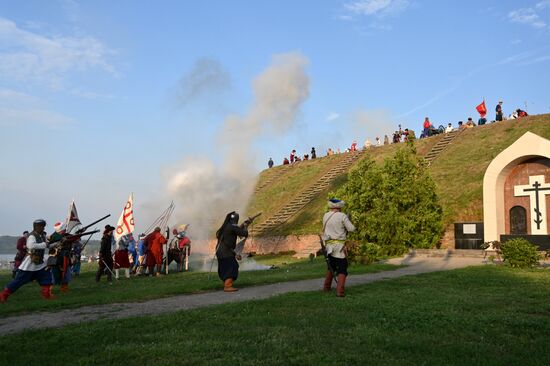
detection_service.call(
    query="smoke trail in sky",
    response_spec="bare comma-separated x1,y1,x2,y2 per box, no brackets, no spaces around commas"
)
160,52,310,248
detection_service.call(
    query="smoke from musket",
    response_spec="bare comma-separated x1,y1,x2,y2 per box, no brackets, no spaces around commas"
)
162,52,310,250
175,58,231,106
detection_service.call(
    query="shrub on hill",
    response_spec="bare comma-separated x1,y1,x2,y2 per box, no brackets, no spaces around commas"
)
334,143,443,255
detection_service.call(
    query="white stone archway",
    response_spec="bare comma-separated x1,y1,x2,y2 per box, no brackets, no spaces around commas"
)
483,132,550,242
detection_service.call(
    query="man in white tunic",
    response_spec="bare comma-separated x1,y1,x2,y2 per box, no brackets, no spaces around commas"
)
322,199,355,297
0,219,54,302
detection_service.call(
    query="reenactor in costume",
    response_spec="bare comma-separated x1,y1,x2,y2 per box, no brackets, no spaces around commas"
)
216,211,249,292
145,227,167,276
12,230,29,278
114,234,131,279
0,219,55,302
48,222,74,293
96,225,115,283
71,240,83,276
136,234,147,275
322,199,355,297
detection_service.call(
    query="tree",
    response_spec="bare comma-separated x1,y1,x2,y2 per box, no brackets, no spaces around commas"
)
334,144,443,255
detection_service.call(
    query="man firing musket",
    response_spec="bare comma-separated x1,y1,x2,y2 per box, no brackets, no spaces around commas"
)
214,211,261,292
320,199,355,297
48,214,110,292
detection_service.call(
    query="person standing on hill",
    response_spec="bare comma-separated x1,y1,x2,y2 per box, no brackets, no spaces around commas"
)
216,211,249,292
495,101,503,121
268,158,274,168
311,147,317,159
322,199,355,297
1,220,54,302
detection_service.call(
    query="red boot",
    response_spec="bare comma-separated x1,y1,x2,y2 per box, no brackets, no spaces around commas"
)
224,278,238,292
60,284,69,293
323,271,333,292
0,288,12,303
41,285,55,300
336,274,346,297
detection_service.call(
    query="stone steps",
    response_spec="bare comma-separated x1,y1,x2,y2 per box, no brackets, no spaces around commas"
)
424,130,461,164
253,151,365,235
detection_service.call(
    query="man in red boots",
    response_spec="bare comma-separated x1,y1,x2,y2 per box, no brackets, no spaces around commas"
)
1,219,54,303
322,199,355,297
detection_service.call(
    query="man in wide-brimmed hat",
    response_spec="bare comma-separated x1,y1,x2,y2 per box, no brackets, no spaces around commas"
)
322,199,355,297
96,225,116,283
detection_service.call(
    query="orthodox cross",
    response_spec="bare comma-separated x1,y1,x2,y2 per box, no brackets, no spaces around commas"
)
514,175,550,235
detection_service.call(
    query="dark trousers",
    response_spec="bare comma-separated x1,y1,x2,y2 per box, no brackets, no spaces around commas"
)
6,268,53,292
218,257,239,281
328,256,348,276
96,257,113,282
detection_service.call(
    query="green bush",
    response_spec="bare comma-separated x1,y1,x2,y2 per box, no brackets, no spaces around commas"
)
501,238,541,268
348,242,381,264
334,144,443,254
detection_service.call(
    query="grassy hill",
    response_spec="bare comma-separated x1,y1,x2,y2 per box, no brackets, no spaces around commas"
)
247,114,550,236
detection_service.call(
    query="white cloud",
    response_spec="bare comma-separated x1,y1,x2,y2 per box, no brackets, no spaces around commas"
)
0,17,117,90
536,0,550,10
326,112,340,121
508,7,546,29
0,87,73,127
345,0,410,17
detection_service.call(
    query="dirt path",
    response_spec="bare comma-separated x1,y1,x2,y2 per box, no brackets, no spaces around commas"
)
0,256,484,336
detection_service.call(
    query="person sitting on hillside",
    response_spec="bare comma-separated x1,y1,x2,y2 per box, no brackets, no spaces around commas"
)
516,109,528,118
364,139,372,149
384,135,389,145
375,137,381,147
478,116,487,125
445,123,454,133
327,148,334,156
311,147,317,159
303,154,309,160
283,157,290,165
294,155,302,162
465,118,476,129
458,121,465,129
350,141,357,151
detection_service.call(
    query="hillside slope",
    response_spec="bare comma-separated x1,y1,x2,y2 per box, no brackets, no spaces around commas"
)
247,114,550,237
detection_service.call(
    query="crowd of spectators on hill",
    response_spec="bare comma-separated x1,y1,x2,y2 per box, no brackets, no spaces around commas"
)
267,99,530,168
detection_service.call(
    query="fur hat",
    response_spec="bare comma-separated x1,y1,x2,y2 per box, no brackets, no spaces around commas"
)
328,198,345,209
54,222,66,233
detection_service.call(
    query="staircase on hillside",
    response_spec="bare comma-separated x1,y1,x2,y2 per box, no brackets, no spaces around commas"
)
252,150,365,235
424,130,461,165
254,165,291,193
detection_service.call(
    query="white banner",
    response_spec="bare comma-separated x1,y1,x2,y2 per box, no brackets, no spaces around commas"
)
115,193,135,242
65,200,82,234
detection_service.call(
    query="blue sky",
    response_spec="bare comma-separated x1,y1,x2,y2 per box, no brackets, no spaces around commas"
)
1,0,549,235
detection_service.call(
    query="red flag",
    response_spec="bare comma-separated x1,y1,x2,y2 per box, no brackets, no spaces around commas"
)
476,100,487,117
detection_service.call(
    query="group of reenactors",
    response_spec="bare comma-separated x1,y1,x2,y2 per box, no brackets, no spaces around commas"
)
1,198,354,303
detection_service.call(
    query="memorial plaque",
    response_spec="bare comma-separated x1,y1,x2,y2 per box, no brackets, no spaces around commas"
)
509,206,527,235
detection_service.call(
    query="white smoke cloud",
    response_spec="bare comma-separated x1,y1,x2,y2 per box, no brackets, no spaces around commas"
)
156,52,310,250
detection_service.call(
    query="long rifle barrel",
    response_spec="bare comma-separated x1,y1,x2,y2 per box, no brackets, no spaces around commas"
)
78,214,111,233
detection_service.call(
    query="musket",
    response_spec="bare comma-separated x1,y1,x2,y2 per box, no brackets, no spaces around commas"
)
243,212,262,227
76,214,111,234
318,234,338,285
49,230,101,245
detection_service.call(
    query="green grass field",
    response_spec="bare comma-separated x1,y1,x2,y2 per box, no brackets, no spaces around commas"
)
0,256,398,317
2,266,549,365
